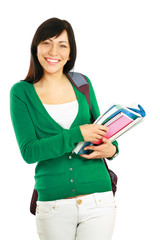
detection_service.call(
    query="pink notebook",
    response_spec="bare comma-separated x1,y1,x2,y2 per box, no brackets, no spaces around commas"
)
92,114,133,145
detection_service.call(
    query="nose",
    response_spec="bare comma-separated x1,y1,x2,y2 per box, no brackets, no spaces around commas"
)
48,44,58,56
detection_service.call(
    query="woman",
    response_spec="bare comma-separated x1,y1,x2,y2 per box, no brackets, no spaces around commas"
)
10,18,119,240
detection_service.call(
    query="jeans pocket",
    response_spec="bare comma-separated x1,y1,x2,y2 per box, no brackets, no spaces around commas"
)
101,200,117,209
97,198,117,209
36,202,56,218
94,192,117,209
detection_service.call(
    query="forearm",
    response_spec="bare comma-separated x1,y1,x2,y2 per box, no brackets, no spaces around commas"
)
20,127,83,164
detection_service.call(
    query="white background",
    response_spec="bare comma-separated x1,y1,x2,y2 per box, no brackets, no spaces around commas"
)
1,0,160,239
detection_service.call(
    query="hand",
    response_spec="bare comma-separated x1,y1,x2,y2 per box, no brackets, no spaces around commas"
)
80,137,117,159
80,124,108,142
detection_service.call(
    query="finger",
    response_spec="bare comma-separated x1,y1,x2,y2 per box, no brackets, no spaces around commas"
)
102,137,108,143
102,137,111,144
96,131,108,140
84,145,98,151
79,154,92,159
96,124,108,132
80,151,100,159
87,151,101,159
100,125,108,132
96,135,104,140
98,129,108,136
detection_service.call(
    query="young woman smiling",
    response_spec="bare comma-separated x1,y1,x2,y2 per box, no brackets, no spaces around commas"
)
10,18,118,240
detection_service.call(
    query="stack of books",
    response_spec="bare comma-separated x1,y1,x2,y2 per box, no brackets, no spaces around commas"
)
73,104,146,155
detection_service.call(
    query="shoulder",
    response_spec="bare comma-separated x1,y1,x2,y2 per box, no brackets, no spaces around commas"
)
10,80,31,97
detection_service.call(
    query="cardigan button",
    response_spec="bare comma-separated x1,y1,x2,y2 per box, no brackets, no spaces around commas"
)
70,179,74,182
69,156,72,159
69,168,73,171
72,189,75,192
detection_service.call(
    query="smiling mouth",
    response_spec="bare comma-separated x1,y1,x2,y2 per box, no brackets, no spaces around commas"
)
45,58,60,64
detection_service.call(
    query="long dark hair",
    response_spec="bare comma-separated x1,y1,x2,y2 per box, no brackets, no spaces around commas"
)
24,18,77,83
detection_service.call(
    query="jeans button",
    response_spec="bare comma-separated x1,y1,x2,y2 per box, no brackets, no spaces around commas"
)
77,199,82,205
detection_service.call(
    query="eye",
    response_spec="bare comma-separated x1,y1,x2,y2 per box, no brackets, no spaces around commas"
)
60,44,67,48
42,41,50,45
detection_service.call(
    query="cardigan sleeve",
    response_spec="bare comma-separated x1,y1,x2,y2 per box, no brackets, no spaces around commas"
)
10,85,84,164
84,75,119,158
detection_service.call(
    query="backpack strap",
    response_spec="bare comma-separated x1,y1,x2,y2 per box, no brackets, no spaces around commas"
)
66,72,94,122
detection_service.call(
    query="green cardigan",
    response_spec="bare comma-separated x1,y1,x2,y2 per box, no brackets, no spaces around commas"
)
10,75,118,201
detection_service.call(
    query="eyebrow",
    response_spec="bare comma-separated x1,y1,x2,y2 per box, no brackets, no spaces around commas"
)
47,39,68,44
59,41,68,44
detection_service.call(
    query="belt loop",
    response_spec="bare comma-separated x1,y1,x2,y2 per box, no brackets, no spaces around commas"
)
54,200,56,209
93,193,98,206
52,199,58,209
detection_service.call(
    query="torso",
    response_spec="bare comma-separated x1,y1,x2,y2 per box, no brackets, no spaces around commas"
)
66,194,89,199
34,75,89,199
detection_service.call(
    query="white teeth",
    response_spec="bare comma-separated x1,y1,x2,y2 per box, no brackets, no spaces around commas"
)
46,59,59,63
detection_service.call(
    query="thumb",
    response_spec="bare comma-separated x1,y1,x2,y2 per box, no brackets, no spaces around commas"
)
102,136,109,143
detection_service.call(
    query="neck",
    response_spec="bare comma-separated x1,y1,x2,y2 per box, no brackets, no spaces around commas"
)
39,70,66,88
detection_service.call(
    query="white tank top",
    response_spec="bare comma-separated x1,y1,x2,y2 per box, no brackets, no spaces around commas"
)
43,100,78,129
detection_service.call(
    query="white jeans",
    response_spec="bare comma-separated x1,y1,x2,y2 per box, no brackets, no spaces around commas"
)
36,191,116,240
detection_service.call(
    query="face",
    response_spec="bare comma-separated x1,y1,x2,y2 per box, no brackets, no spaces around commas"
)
37,30,70,76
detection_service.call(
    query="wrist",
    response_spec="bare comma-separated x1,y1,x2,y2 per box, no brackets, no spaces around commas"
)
111,145,117,157
108,145,118,160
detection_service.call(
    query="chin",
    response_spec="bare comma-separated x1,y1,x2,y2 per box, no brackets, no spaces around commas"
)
43,68,63,75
